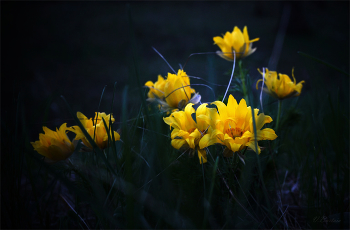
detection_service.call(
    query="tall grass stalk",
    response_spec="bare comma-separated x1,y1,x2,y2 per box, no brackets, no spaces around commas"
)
298,51,349,76
247,86,273,226
276,99,282,131
238,60,249,103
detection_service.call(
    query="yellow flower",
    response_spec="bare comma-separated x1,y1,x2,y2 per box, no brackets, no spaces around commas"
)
163,103,210,164
213,26,259,60
145,75,166,99
256,68,305,99
199,95,277,155
164,69,196,108
145,69,200,111
69,112,120,150
31,123,75,162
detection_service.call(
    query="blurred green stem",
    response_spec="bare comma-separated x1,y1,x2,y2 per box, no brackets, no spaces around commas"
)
232,151,239,171
238,60,249,103
276,100,282,130
67,159,74,168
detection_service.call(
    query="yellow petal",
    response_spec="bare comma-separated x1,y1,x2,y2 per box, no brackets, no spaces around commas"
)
235,99,248,129
259,128,278,140
145,81,154,87
228,142,242,152
187,136,196,149
113,131,121,141
175,130,190,139
31,124,75,162
163,116,181,130
256,79,263,90
171,139,187,150
247,141,261,154
189,128,202,139
198,149,207,164
42,126,57,139
212,101,228,121
199,133,218,149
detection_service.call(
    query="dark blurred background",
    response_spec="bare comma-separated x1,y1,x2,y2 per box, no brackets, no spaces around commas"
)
2,1,349,139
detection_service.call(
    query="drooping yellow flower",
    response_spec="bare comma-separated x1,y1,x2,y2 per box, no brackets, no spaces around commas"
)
31,123,75,162
69,112,120,150
145,69,200,111
213,26,259,60
256,68,305,99
199,95,277,155
163,103,210,164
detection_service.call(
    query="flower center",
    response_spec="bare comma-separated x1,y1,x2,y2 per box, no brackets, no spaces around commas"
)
227,127,244,138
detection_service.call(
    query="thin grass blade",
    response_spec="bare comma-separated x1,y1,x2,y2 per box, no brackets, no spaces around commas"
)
298,51,349,76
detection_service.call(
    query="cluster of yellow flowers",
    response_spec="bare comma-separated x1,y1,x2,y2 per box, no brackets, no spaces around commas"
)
163,95,277,164
144,26,305,164
32,25,305,165
213,26,305,100
31,112,120,162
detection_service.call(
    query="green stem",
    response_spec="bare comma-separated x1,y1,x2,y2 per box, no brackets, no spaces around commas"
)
238,61,249,103
276,99,282,131
248,95,272,223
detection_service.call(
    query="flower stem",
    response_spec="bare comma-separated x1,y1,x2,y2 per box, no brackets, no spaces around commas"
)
238,61,249,103
233,151,239,170
276,99,282,130
66,158,74,168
